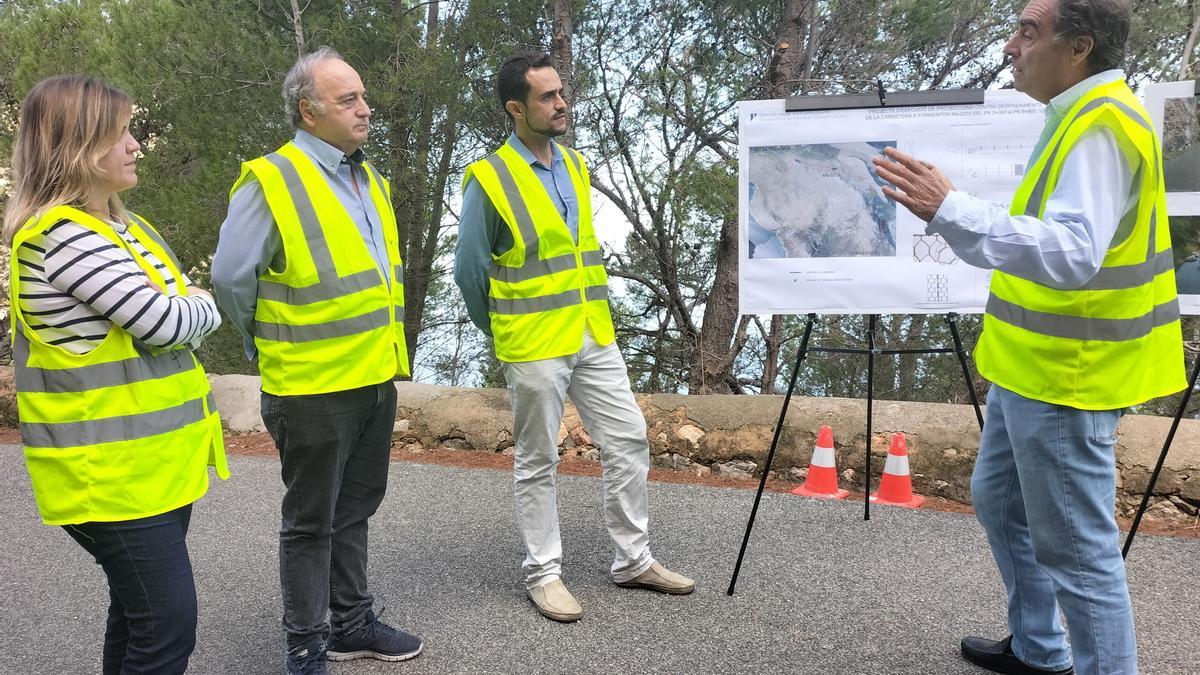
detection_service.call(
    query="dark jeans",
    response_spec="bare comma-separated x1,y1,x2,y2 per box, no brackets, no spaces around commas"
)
63,504,196,675
261,380,396,652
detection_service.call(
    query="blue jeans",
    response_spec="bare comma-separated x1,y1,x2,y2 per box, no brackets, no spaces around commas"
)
972,385,1134,675
63,505,197,675
261,381,396,653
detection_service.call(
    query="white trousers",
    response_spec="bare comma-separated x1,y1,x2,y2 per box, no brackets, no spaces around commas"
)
503,330,654,589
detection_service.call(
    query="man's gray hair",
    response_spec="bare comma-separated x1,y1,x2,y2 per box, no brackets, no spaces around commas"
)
283,46,342,128
1054,0,1132,74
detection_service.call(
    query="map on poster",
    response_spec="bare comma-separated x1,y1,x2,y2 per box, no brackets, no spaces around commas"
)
739,89,1045,315
748,141,897,259
1144,80,1200,314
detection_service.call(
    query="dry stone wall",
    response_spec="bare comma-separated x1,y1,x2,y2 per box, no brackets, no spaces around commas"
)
1,368,1196,522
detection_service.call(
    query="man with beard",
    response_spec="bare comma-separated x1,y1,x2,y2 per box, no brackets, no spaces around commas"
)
453,51,694,623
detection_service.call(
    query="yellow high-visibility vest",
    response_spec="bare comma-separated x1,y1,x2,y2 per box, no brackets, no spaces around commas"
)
231,142,409,395
9,206,228,526
463,141,614,363
975,79,1186,409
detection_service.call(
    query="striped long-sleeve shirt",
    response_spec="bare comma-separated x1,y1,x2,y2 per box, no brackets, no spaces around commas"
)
14,216,221,355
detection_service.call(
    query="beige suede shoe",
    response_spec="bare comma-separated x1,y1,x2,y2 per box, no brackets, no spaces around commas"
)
614,562,696,594
526,579,583,623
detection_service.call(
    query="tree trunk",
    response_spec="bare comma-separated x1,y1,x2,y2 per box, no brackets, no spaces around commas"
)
767,0,811,97
686,0,813,395
874,314,901,398
398,1,451,369
288,0,306,57
688,214,741,393
897,314,927,397
754,0,809,393
760,315,786,394
1180,12,1200,79
0,313,10,365
551,0,575,148
403,105,461,367
647,314,671,393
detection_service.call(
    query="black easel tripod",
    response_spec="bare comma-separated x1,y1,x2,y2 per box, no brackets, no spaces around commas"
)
727,83,988,595
727,312,985,595
725,80,1188,593
1121,348,1199,558
726,319,1194,593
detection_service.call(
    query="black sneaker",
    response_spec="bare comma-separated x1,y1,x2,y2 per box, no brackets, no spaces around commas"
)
327,610,423,663
286,639,328,675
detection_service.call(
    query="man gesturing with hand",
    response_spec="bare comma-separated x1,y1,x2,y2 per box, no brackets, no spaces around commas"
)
872,148,954,222
873,1,1184,674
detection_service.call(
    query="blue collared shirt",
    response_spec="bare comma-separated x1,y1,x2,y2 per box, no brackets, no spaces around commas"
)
211,129,392,360
928,70,1137,290
453,133,580,334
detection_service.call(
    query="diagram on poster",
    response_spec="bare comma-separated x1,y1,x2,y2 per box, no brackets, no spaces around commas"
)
739,90,1044,315
1144,80,1200,314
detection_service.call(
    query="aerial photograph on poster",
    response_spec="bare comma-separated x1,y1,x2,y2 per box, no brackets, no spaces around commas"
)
747,141,896,259
1162,96,1200,193
738,90,1044,315
1171,215,1200,310
1143,80,1200,311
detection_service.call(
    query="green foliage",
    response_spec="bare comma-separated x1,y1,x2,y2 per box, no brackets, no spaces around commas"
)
1128,0,1198,84
0,0,294,373
2,0,1198,409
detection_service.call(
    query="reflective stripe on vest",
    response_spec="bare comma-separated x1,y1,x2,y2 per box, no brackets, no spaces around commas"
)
9,205,227,525
127,212,185,272
255,151,388,306
490,284,610,315
234,142,409,394
985,295,1179,342
465,142,616,362
20,387,216,448
482,152,608,310
13,332,193,393
1022,96,1152,215
973,79,1186,409
256,306,393,342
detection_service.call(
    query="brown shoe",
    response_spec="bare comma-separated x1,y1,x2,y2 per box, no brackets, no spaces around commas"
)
614,562,695,594
526,579,583,622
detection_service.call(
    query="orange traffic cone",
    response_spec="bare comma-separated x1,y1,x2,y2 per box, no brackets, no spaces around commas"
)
791,425,849,500
870,432,925,508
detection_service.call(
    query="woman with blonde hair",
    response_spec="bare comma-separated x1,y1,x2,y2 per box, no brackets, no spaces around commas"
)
5,74,228,674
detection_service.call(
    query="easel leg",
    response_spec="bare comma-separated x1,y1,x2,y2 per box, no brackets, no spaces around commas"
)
728,313,816,595
864,315,878,521
1122,353,1199,559
945,313,984,431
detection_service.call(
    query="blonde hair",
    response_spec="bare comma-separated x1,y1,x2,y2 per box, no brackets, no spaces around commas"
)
3,75,133,244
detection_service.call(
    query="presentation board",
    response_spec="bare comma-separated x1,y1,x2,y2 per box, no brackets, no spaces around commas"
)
738,90,1044,316
1144,80,1200,314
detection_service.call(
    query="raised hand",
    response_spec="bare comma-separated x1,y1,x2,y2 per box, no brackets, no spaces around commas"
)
871,147,956,223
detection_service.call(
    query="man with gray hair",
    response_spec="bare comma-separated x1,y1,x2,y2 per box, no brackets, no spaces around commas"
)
874,1,1184,673
212,47,420,674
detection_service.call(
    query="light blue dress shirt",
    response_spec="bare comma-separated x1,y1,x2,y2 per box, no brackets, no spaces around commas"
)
453,133,580,335
928,70,1137,290
211,129,392,360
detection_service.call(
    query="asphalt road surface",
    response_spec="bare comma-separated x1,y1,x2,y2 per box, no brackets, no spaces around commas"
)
2,449,1198,674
